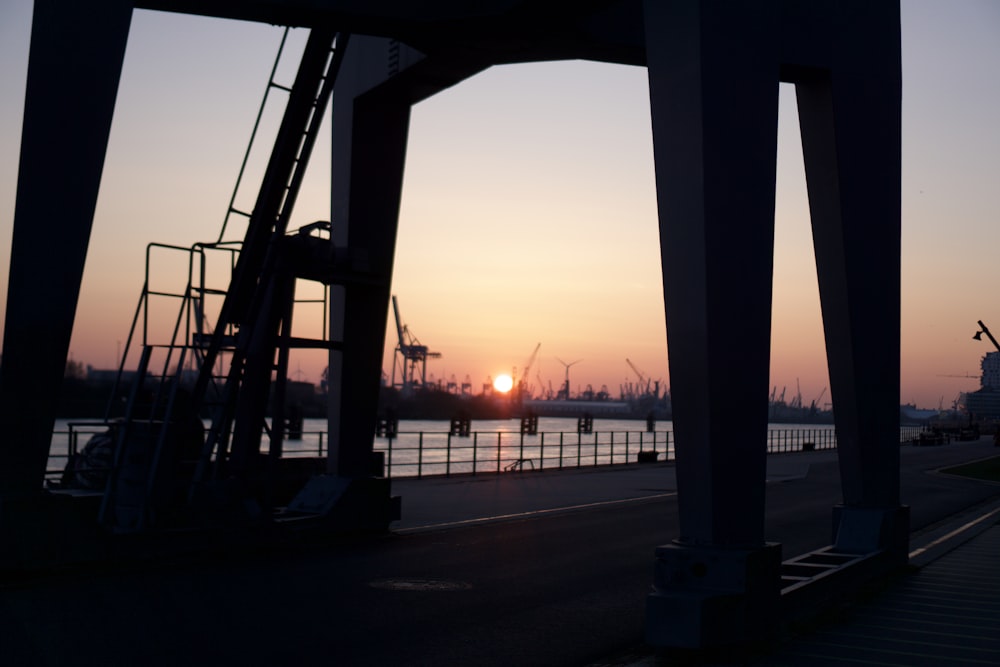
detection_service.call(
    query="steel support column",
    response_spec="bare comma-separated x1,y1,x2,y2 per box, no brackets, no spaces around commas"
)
644,0,782,646
644,0,904,649
328,38,413,479
0,0,132,498
795,4,906,560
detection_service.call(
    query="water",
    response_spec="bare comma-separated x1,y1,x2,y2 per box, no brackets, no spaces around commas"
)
46,416,876,480
373,416,677,477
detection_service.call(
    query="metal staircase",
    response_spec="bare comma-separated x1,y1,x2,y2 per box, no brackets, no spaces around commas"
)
97,28,354,532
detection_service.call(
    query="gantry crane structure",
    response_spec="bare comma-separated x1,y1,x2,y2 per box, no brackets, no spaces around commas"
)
626,358,662,400
810,387,827,412
390,295,441,393
2,0,906,653
514,343,541,404
17,28,399,537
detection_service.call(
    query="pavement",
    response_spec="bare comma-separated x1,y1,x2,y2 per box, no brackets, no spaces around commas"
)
391,447,825,533
752,508,1000,666
2,439,998,665
750,454,1000,667
393,441,1000,665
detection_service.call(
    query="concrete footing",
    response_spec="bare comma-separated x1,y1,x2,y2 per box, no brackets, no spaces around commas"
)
646,541,782,649
832,505,910,564
287,475,401,532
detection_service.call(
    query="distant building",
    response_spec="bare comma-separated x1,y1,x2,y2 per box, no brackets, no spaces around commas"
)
962,352,1000,419
964,389,1000,420
85,365,199,386
522,399,631,417
981,351,1000,389
86,366,138,385
899,404,939,424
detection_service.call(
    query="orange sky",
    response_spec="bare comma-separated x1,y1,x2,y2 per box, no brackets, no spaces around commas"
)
2,1,999,409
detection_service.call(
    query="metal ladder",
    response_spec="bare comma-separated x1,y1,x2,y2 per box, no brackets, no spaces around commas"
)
99,27,349,532
192,27,347,485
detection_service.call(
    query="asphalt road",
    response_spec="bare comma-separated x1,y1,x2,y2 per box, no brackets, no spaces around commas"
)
2,440,998,666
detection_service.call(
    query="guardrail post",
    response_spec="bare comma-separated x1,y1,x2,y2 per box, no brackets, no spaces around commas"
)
472,432,478,476
418,432,424,479
577,431,582,468
593,432,599,466
610,432,615,465
446,432,452,477
559,432,564,469
497,432,502,473
387,434,393,478
539,433,545,470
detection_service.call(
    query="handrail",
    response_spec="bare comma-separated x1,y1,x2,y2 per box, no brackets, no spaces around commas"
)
218,27,291,243
45,424,929,485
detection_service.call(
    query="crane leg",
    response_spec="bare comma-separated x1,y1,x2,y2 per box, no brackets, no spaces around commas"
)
797,7,907,560
644,1,781,648
323,38,412,480
0,0,132,499
282,38,413,531
644,0,904,650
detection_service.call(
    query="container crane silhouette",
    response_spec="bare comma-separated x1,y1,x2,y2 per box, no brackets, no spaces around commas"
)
515,343,541,402
810,386,827,412
1,0,906,652
390,295,440,393
626,358,661,398
626,358,648,393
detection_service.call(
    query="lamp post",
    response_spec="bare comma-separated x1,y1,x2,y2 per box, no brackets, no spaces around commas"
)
974,320,1000,352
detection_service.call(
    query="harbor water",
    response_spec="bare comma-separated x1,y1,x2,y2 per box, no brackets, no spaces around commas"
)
46,416,880,481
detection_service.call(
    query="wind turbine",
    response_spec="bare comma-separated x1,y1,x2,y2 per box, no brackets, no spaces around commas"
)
555,357,582,400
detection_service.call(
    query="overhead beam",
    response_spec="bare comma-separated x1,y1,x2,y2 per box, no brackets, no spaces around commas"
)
134,0,647,66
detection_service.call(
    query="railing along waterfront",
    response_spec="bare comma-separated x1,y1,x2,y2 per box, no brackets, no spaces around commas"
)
46,423,930,483
377,429,671,479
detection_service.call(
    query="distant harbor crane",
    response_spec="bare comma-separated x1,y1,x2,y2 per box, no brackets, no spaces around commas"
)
390,295,441,393
515,343,541,402
790,378,803,409
625,358,661,398
810,387,827,412
536,372,551,399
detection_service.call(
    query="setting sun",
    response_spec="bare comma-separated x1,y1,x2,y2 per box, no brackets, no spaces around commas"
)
493,374,514,393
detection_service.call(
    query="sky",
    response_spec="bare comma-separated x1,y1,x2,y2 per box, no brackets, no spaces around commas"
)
1,1,999,410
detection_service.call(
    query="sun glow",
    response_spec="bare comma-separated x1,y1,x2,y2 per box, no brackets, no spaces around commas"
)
493,374,514,393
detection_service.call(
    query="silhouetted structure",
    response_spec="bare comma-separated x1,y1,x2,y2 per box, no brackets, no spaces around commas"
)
1,0,903,653
390,295,441,393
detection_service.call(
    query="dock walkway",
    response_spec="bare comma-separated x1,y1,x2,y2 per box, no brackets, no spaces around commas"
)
396,441,1000,665
391,445,821,532
2,439,998,666
752,517,1000,666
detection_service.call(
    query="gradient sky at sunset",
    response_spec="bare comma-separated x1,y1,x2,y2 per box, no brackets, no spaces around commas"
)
2,1,999,409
